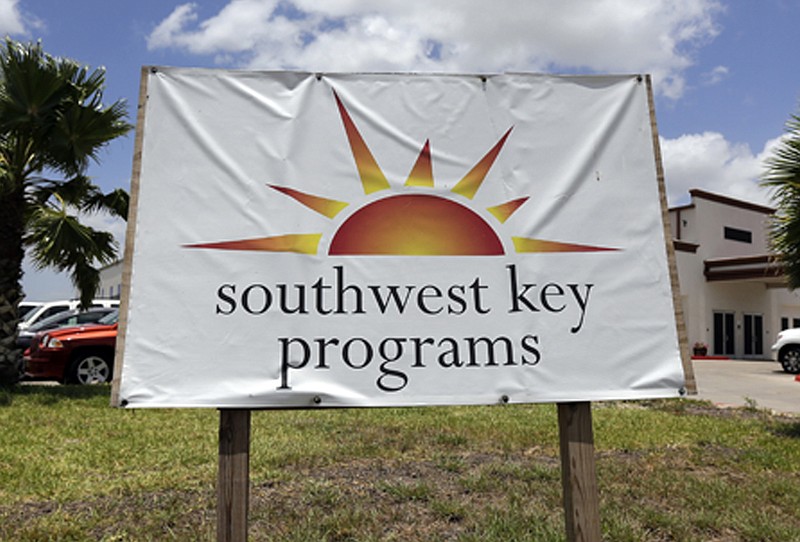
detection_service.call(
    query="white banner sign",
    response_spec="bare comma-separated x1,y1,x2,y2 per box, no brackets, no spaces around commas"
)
115,68,685,408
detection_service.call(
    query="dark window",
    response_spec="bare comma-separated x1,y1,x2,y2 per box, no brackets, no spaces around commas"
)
40,305,70,319
713,311,735,356
723,226,752,243
744,314,763,356
782,317,789,330
794,318,800,329
77,312,105,323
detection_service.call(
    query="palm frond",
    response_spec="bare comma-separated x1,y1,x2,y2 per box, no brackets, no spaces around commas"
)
47,101,131,176
762,112,800,288
81,188,129,220
69,260,102,309
25,202,117,270
0,38,132,182
26,175,95,207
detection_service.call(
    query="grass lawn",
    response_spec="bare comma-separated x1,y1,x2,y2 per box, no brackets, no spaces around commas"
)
1,384,799,541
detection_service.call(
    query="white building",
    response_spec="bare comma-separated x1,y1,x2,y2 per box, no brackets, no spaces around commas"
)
670,189,800,358
98,260,123,300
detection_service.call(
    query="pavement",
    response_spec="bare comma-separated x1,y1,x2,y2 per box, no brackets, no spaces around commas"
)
690,357,800,415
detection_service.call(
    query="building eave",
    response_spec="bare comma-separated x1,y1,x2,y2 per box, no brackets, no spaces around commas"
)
689,189,775,215
674,240,699,253
704,254,786,285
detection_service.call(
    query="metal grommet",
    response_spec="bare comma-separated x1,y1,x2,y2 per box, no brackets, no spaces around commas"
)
313,396,322,405
500,395,509,404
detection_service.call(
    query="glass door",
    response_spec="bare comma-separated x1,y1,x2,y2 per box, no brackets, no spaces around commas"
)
744,313,763,356
713,311,735,356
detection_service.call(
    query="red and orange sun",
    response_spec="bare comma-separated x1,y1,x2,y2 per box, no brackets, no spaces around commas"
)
186,90,615,256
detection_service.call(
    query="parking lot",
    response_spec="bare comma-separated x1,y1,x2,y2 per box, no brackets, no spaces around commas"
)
692,358,800,415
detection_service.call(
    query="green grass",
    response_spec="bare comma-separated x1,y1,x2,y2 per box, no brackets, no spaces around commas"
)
1,385,800,541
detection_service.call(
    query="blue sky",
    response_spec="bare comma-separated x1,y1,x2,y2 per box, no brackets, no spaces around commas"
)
3,0,799,300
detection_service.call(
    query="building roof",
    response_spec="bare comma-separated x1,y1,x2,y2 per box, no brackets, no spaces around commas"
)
670,189,775,215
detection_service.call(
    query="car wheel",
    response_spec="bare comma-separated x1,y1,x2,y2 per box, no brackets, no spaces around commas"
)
68,352,112,384
779,346,800,374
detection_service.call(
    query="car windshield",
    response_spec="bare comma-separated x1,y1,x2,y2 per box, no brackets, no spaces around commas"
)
26,308,113,333
19,304,39,318
27,310,80,332
98,310,119,325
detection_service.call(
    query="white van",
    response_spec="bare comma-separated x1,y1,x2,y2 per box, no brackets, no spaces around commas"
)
19,301,44,320
19,299,120,331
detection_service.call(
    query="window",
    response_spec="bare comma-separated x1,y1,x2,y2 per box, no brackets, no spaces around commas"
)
39,305,70,320
782,317,789,330
723,226,752,243
77,312,103,323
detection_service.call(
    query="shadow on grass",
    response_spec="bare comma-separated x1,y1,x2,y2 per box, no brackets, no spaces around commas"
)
771,421,800,439
0,383,110,407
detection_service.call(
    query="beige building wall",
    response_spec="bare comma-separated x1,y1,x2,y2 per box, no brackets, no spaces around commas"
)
670,189,800,358
98,260,124,300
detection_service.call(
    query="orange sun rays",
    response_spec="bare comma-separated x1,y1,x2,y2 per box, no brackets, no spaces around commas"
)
185,89,618,256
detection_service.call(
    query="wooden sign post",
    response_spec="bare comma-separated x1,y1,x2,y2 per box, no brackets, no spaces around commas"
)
558,402,601,541
217,409,251,542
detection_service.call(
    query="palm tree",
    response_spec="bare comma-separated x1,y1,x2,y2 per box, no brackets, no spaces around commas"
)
763,111,800,289
0,40,131,383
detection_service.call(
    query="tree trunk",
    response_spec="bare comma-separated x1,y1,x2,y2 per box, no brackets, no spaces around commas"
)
0,186,26,385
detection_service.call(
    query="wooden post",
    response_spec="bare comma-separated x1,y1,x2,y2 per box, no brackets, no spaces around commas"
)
645,74,696,394
218,409,251,542
558,402,601,542
111,67,149,407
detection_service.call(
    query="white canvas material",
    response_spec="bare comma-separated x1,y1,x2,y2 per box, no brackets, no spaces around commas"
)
116,68,685,408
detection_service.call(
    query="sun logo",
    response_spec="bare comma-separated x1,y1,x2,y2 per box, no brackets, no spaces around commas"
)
186,90,616,256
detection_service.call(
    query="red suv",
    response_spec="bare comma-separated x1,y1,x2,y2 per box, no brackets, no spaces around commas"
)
24,311,118,384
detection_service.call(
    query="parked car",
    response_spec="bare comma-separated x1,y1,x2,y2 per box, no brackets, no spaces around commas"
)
16,307,117,350
19,301,43,320
24,310,118,384
770,328,800,374
18,298,119,331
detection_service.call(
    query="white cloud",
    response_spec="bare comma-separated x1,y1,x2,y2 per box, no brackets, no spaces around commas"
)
660,132,781,207
147,2,199,50
147,0,723,99
701,65,729,86
0,0,27,35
